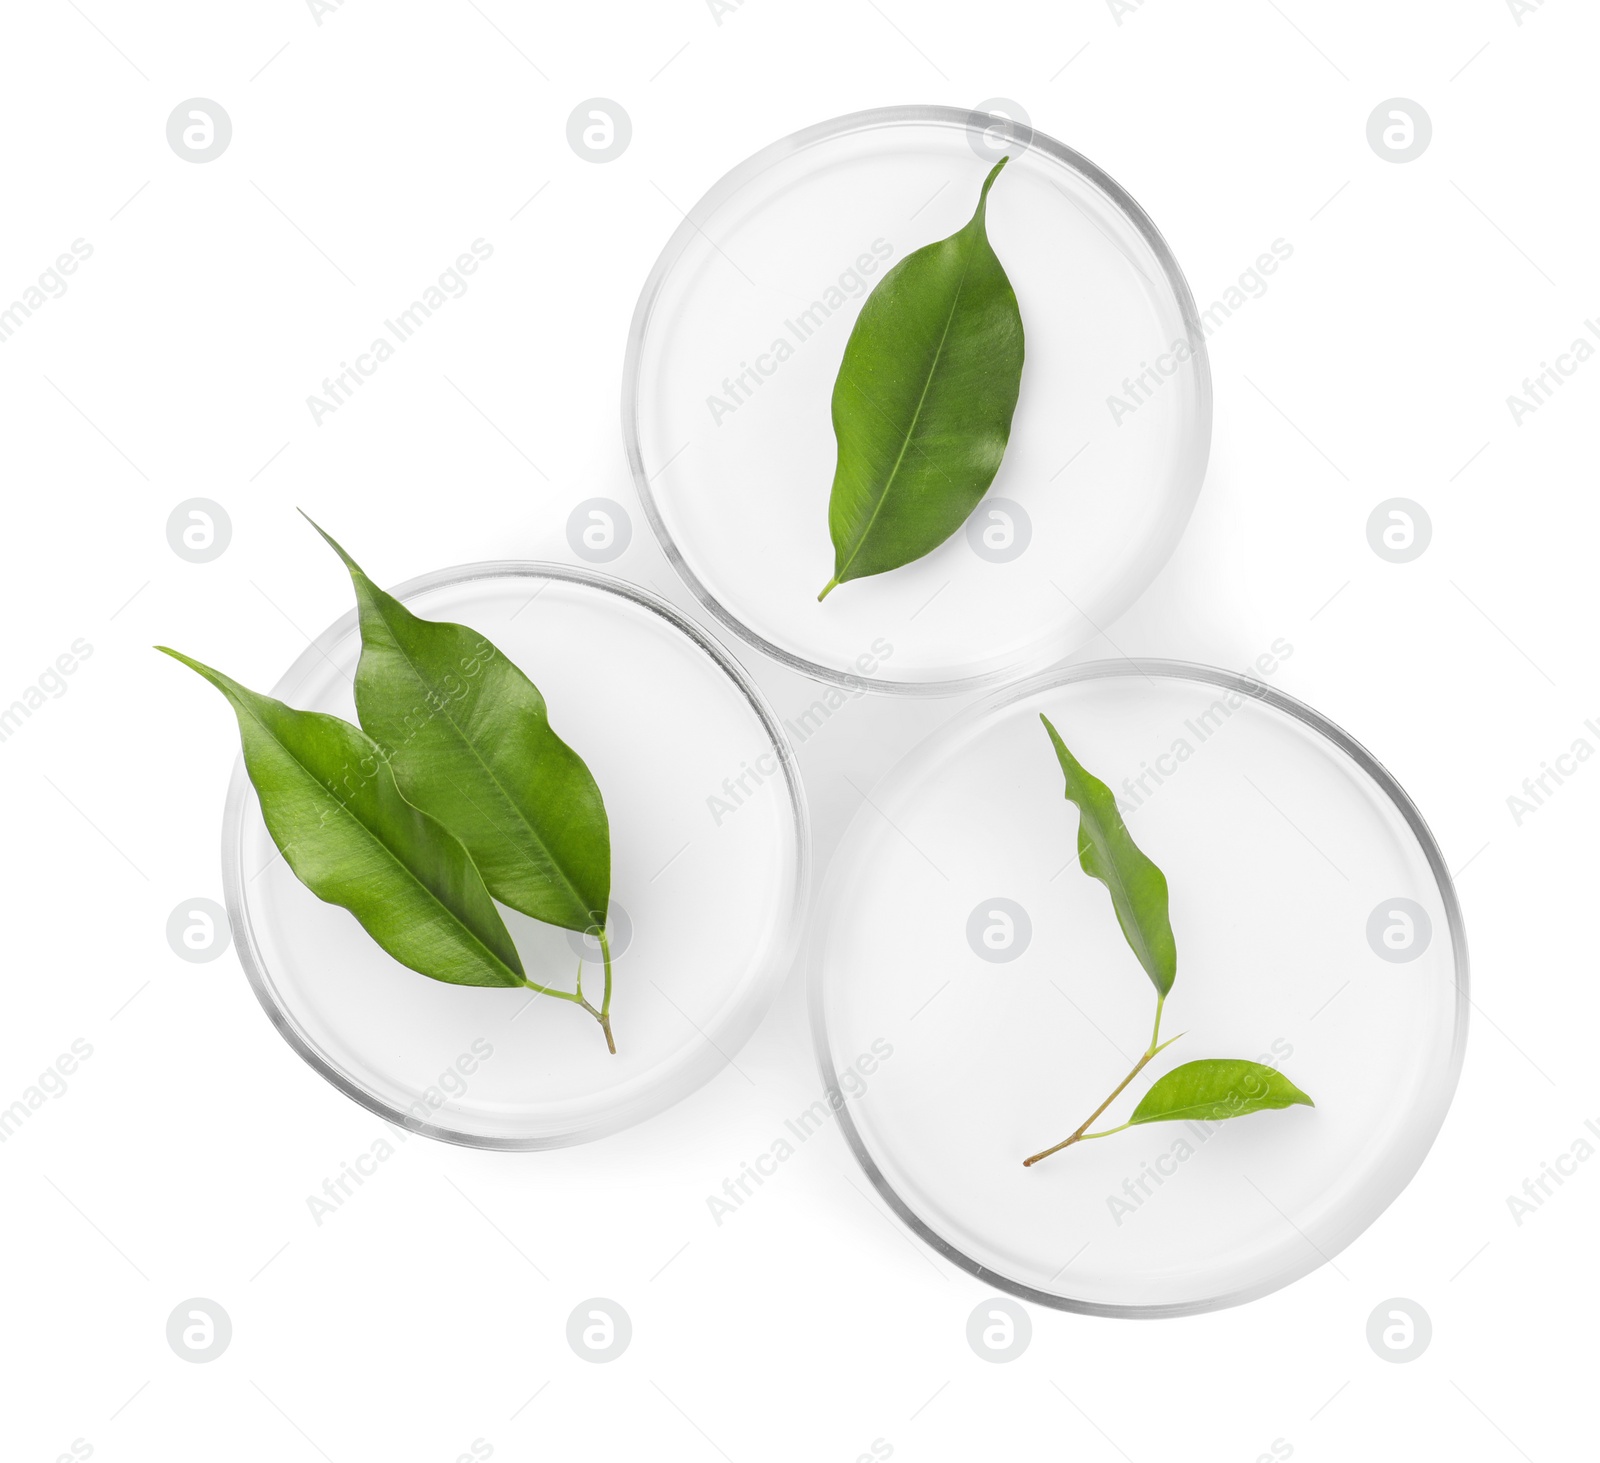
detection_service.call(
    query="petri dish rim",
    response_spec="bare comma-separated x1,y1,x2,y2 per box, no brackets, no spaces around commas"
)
808,657,1470,1316
220,560,812,1151
621,104,1215,698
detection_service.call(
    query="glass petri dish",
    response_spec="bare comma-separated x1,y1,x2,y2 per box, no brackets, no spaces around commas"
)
810,661,1467,1314
221,564,808,1149
623,105,1211,694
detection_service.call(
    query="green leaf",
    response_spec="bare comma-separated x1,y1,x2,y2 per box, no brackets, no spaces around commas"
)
1128,1059,1314,1126
819,157,1025,599
1040,713,1177,997
157,648,526,989
307,517,610,935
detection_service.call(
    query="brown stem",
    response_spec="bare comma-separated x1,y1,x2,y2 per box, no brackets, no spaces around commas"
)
1021,1029,1183,1168
576,994,617,1055
1022,1048,1157,1167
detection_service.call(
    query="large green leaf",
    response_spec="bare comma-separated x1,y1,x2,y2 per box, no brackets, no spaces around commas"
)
308,519,610,934
1041,713,1176,997
157,648,526,989
819,157,1025,599
1129,1059,1314,1126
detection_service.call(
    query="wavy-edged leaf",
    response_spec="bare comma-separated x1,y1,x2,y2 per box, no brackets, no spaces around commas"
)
308,518,609,934
1041,713,1176,997
819,157,1025,598
1129,1059,1314,1126
157,648,526,988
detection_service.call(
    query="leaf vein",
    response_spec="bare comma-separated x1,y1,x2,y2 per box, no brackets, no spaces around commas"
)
369,596,595,924
833,227,982,581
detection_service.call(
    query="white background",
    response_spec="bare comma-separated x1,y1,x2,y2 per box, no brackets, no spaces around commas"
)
1,0,1594,1458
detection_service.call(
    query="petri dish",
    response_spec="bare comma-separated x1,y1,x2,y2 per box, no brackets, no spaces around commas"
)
222,564,808,1149
623,105,1212,694
810,661,1467,1314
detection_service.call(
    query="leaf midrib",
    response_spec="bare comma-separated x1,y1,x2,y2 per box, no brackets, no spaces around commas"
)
1080,823,1154,970
240,696,518,981
1050,720,1161,980
834,224,982,582
1134,1097,1292,1125
369,594,594,924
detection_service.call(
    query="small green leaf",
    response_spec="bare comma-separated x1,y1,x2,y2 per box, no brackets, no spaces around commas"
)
1128,1059,1314,1126
307,517,610,935
1040,713,1177,997
157,648,526,989
819,156,1025,598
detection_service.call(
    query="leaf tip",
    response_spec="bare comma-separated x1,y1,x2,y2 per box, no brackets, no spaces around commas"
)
153,644,231,696
300,510,361,576
977,154,1010,210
